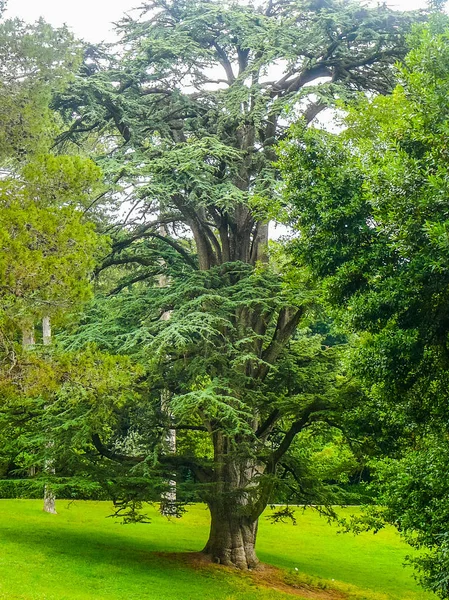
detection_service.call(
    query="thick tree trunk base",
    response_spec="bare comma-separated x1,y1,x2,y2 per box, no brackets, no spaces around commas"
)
203,508,259,570
201,547,259,570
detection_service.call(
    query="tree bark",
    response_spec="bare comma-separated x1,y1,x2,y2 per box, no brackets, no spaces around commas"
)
42,315,51,346
22,321,35,349
201,431,268,569
158,221,177,516
42,315,57,515
22,320,37,478
203,500,259,569
43,487,57,514
160,388,177,516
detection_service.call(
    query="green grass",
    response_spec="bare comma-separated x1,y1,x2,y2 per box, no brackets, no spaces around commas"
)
0,500,436,600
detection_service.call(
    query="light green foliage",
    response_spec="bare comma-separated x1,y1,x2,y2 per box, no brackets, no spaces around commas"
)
0,16,107,329
296,427,359,485
280,15,449,596
0,17,81,161
0,161,105,326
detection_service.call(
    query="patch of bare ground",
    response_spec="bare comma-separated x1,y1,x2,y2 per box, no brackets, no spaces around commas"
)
154,552,346,600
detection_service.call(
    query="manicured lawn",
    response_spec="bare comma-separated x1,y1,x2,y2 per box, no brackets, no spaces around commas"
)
0,500,435,600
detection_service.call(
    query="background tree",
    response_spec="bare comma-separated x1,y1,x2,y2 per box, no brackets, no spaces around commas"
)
0,12,110,512
280,14,449,596
0,10,106,334
37,0,420,569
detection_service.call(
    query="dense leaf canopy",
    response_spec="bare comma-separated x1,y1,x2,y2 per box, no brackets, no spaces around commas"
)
280,14,449,596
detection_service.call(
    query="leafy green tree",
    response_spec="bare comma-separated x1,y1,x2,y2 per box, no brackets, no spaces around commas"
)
280,15,449,595
0,14,109,512
0,13,81,162
46,0,421,569
0,12,105,336
0,158,104,337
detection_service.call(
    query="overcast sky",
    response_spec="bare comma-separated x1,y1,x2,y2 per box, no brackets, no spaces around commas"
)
4,0,428,43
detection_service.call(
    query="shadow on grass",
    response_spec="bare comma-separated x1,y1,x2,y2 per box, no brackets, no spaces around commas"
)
0,516,263,600
0,519,205,575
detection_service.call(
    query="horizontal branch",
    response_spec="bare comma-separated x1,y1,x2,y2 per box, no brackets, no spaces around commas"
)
108,271,158,295
111,219,180,252
266,399,329,472
92,434,213,483
91,433,144,464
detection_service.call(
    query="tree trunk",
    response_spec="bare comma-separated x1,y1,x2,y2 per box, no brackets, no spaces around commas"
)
203,501,259,569
202,434,265,569
43,487,57,514
22,321,35,349
42,315,51,346
42,315,57,515
158,220,177,516
22,320,37,478
160,387,177,516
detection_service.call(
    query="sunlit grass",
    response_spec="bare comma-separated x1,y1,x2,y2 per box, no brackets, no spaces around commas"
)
0,501,435,600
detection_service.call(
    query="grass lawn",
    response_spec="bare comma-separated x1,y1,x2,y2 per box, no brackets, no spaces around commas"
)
0,500,435,600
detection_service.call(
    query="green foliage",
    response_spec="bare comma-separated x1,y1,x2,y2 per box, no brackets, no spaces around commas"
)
280,15,449,596
55,260,349,511
0,478,108,500
0,15,107,329
0,14,110,334
0,342,142,503
374,438,449,597
0,17,81,161
54,0,418,274
0,161,105,326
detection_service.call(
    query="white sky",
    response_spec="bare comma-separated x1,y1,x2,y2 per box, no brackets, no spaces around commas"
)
4,0,428,43
5,0,142,41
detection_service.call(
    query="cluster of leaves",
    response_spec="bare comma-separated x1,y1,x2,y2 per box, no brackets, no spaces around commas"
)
58,259,352,510
0,13,116,498
0,158,105,327
0,11,108,329
280,14,449,596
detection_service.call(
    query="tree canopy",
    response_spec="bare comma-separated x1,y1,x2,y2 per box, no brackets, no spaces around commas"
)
56,0,417,273
32,0,421,570
280,14,449,596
